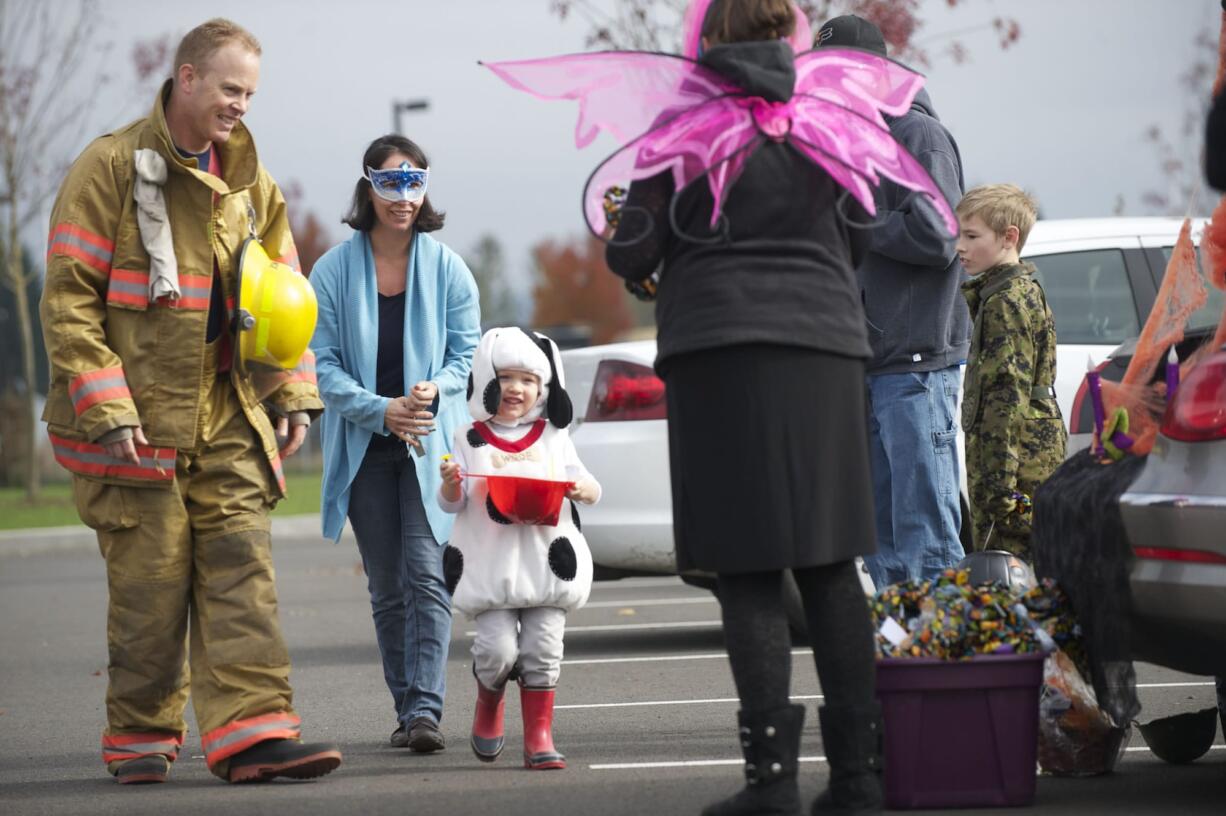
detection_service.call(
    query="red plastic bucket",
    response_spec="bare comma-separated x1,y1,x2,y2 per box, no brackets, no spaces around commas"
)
875,652,1045,809
484,475,572,526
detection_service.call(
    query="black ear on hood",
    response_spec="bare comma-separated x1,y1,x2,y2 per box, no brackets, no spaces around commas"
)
482,378,501,417
533,334,572,429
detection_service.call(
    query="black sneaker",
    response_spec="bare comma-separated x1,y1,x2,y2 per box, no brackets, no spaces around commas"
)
390,724,409,748
407,717,445,753
227,738,342,783
115,754,169,784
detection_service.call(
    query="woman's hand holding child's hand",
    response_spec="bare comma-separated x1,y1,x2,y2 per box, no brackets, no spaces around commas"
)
566,478,597,505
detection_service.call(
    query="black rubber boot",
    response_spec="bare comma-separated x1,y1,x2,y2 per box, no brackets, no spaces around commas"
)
227,738,342,783
702,704,805,816
811,703,884,814
114,754,170,784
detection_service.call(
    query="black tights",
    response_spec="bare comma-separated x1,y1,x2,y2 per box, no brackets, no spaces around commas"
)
716,561,875,714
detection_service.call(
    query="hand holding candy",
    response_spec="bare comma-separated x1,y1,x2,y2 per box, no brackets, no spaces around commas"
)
602,185,627,231
440,454,463,502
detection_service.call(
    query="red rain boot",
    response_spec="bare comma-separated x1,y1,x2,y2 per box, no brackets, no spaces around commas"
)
471,675,506,762
520,683,566,770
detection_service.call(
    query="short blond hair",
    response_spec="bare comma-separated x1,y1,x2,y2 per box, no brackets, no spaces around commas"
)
956,184,1039,252
173,18,261,80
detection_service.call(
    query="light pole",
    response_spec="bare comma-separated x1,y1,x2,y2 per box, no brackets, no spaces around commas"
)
393,98,430,134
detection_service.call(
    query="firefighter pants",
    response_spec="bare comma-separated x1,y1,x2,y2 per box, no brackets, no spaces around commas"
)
74,375,298,778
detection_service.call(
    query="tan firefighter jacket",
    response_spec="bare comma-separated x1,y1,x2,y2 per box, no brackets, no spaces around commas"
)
40,81,322,492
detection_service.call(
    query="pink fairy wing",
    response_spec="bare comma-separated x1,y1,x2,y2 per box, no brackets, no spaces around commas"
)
582,97,761,234
793,48,926,124
788,49,957,235
788,94,958,235
484,50,762,235
482,52,727,149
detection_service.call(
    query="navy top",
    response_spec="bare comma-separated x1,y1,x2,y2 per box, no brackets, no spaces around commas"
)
174,145,228,343
369,290,407,452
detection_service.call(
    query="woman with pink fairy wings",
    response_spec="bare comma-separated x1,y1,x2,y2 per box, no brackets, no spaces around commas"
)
484,2,956,813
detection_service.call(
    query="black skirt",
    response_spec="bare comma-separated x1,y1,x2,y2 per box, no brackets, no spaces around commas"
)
663,344,877,574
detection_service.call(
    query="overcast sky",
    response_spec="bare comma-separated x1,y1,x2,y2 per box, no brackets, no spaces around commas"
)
27,0,1224,304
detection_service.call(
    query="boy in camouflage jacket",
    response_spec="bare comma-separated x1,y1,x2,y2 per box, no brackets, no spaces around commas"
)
956,185,1067,558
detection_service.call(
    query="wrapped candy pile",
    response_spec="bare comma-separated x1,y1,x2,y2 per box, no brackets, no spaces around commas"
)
870,569,1082,662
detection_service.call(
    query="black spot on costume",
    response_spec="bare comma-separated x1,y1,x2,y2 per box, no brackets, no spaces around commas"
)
487,494,513,525
443,545,464,595
548,537,578,581
482,379,501,417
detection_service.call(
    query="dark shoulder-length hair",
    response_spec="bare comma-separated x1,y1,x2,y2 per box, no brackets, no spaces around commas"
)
342,134,445,233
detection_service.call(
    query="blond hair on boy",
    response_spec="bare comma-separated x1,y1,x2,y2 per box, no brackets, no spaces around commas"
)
956,184,1039,252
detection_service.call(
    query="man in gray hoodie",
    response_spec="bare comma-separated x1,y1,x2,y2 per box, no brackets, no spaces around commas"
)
817,15,970,588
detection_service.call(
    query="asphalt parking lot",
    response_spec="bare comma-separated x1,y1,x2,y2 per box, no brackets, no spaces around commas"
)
1,526,1223,815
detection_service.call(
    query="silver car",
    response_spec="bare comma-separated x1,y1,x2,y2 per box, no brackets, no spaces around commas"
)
1119,342,1226,676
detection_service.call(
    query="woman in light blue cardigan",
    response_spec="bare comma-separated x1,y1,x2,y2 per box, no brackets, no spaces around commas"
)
309,134,479,752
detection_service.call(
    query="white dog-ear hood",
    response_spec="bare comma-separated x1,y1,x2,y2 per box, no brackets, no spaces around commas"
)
466,327,573,428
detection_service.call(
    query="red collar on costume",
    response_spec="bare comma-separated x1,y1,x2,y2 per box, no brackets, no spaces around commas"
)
472,419,546,453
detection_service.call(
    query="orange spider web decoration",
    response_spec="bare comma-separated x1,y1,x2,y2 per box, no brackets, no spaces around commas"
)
1100,219,1207,454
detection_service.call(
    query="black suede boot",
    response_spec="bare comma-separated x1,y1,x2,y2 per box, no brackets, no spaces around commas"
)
811,703,883,814
702,704,805,816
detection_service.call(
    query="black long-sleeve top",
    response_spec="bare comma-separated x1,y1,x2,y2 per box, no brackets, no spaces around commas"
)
604,40,872,374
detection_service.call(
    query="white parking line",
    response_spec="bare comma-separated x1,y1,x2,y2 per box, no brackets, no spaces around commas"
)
1135,681,1216,689
557,694,823,711
565,648,812,666
592,746,1226,771
592,756,827,770
464,620,722,636
592,578,685,589
1125,745,1225,752
582,596,717,609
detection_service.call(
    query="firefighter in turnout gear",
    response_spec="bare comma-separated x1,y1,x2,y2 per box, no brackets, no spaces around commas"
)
40,19,341,785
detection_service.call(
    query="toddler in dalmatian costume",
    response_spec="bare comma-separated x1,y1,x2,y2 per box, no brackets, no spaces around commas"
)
439,327,601,769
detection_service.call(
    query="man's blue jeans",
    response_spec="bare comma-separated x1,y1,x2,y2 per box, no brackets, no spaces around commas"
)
347,444,451,728
863,365,964,589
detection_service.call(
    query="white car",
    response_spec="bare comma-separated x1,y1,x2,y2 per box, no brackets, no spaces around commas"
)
562,217,1216,611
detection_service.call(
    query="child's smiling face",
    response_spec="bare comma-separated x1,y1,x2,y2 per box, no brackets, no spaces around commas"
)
495,368,541,423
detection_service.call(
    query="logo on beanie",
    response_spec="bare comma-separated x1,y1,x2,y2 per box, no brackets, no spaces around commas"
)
818,26,834,44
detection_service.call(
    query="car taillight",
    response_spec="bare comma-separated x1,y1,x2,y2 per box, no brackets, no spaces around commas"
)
1133,546,1226,565
585,360,667,422
1159,347,1226,442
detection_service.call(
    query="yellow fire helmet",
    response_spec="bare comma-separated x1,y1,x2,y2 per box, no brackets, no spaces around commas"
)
234,237,317,371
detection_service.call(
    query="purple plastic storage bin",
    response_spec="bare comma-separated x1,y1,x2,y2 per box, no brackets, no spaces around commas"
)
875,652,1045,809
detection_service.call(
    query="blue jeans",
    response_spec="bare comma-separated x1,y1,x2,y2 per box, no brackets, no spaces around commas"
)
863,366,964,588
347,444,451,727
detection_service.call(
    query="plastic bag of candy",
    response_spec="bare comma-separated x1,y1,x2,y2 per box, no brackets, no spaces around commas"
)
1036,649,1130,776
